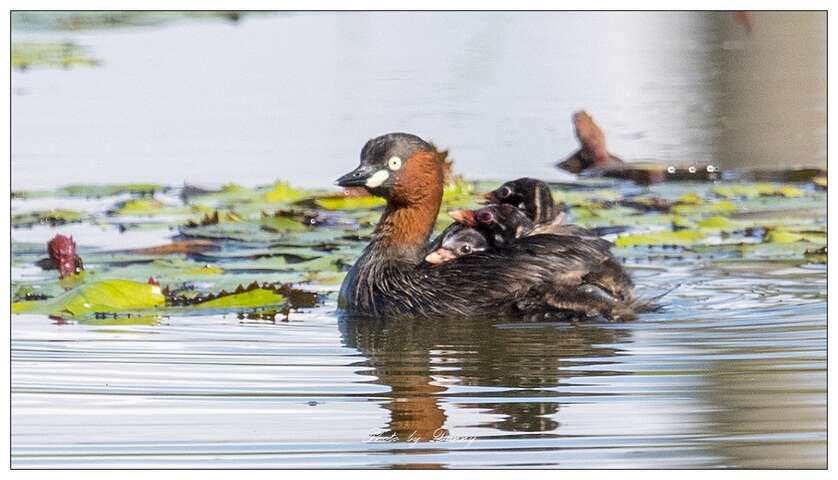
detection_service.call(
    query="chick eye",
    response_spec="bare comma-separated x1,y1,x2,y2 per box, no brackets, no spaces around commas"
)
461,245,472,254
388,156,402,171
498,186,512,198
477,211,494,223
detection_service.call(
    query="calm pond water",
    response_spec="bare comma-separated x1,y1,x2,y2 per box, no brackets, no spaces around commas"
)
11,257,827,468
11,11,826,190
11,11,826,469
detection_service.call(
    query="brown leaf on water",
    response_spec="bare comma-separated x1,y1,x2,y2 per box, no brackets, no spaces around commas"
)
187,211,219,227
602,166,667,185
264,208,322,226
275,283,319,309
126,239,218,255
185,210,242,227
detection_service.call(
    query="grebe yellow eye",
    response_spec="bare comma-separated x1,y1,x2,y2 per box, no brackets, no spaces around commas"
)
388,156,402,171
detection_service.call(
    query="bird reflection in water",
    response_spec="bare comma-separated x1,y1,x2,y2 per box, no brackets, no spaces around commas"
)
340,316,630,443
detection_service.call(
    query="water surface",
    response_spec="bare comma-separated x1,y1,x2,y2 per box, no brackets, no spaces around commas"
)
12,259,826,468
11,11,826,190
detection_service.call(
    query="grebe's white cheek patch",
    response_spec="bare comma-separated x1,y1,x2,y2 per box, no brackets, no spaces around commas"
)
365,170,390,188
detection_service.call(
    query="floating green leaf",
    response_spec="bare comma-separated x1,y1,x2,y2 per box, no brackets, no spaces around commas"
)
615,230,706,247
315,195,386,210
12,209,84,227
14,279,165,316
555,188,622,206
263,181,306,203
676,192,703,205
62,280,165,315
260,212,309,232
57,183,165,197
696,216,738,232
712,183,805,199
12,41,98,70
192,288,286,309
671,200,736,216
813,176,826,190
110,199,192,217
764,229,826,245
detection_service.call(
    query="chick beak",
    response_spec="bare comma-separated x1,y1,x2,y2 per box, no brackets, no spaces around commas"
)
424,248,458,265
335,164,376,188
448,210,478,227
483,191,498,204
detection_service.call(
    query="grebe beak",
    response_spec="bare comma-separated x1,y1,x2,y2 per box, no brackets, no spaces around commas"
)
335,164,377,188
448,210,478,227
482,191,498,205
424,248,457,265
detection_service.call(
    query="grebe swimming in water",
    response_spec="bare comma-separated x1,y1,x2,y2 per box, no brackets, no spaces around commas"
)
335,132,636,320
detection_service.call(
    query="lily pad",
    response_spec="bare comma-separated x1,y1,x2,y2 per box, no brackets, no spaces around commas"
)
671,200,736,216
712,183,805,199
615,230,706,247
58,183,165,198
676,192,703,205
192,287,286,309
813,176,826,190
260,211,310,233
13,279,165,316
12,41,98,70
696,216,738,232
764,229,826,245
263,181,307,203
12,209,84,227
314,195,386,210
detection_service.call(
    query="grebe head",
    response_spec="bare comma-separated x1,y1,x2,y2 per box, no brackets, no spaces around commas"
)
424,227,489,265
484,178,529,206
484,177,560,223
450,204,533,246
336,133,442,204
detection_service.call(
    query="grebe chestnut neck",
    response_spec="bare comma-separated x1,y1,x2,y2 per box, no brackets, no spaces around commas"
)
336,132,636,320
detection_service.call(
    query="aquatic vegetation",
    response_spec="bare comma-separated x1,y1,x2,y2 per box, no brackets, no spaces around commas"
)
313,194,386,210
711,183,804,199
12,209,85,228
763,228,826,244
12,11,252,32
11,42,99,70
10,176,826,324
615,230,706,247
263,181,307,203
13,279,165,316
671,199,736,216
60,183,166,197
109,198,171,216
